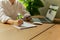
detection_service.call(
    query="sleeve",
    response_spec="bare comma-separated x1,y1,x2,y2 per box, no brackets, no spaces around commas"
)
18,2,31,16
0,6,11,23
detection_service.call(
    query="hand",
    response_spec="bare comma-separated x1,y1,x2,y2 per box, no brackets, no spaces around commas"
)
23,16,32,21
18,19,23,26
23,14,32,21
6,19,15,25
14,19,23,26
6,19,23,26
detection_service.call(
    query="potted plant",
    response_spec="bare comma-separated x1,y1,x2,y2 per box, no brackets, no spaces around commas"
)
18,0,44,16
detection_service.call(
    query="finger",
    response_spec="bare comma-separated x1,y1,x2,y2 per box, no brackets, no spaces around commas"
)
18,19,23,24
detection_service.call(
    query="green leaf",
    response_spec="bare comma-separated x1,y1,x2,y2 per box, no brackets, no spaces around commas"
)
18,0,44,16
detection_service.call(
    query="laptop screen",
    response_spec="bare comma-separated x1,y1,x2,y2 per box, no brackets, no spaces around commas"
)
46,5,59,21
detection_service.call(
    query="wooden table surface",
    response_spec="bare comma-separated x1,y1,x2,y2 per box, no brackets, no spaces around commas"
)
0,23,53,40
32,24,60,40
0,16,60,40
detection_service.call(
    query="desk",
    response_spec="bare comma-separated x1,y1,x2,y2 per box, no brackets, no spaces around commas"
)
0,16,59,40
32,24,60,40
0,23,53,40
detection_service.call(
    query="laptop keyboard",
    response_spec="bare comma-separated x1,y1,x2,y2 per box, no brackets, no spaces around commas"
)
32,18,51,23
32,18,42,22
39,18,47,22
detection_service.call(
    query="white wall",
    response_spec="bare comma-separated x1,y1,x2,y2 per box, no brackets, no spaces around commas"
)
39,0,60,18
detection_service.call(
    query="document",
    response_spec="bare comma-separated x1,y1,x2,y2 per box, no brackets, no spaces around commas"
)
13,22,36,29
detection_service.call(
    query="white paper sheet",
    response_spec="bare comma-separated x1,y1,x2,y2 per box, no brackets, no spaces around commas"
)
13,22,36,29
21,22,36,27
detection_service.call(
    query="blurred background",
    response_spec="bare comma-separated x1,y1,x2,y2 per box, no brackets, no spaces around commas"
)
18,0,60,18
18,0,44,16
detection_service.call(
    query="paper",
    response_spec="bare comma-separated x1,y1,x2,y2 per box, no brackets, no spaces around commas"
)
13,22,36,29
21,22,36,27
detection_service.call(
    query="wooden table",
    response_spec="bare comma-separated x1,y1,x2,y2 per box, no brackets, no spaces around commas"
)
0,23,53,40
32,24,60,40
0,16,60,40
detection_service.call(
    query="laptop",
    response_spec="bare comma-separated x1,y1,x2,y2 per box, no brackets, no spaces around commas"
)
32,5,59,24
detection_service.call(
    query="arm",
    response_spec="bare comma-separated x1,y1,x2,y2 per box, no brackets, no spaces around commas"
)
0,8,23,25
0,6,11,24
0,2,23,25
0,1,12,24
0,7,16,25
0,7,23,25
